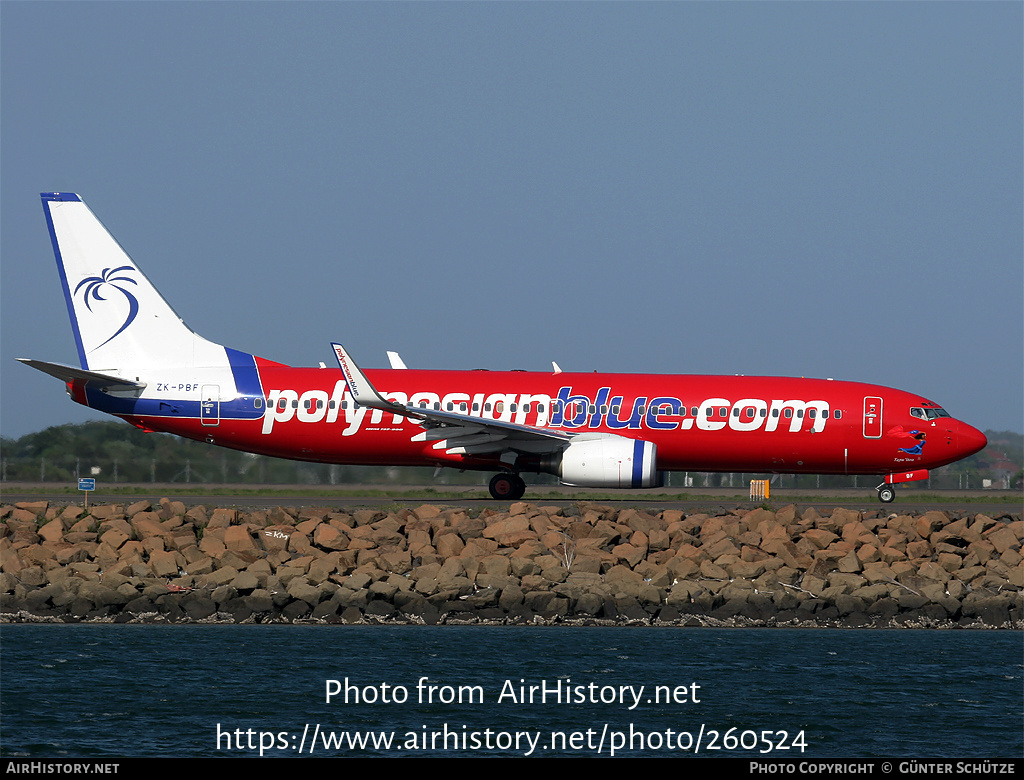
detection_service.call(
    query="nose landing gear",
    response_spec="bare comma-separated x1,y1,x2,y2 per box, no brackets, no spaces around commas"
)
876,469,928,503
489,472,526,501
876,483,896,503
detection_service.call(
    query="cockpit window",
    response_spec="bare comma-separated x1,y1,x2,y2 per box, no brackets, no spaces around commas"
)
911,406,951,420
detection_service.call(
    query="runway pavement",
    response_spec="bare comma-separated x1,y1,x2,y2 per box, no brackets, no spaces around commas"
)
2,483,1019,516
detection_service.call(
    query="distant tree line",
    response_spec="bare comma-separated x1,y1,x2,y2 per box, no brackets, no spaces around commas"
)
0,421,529,487
0,420,1019,490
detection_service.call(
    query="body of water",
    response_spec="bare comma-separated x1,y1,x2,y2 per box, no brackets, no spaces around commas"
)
1,625,1020,757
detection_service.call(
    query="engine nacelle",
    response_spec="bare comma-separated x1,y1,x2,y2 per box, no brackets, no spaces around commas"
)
540,435,663,489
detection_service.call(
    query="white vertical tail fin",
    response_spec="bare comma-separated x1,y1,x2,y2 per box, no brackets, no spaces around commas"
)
41,192,225,372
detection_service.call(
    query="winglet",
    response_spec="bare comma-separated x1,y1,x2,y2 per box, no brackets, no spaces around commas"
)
331,343,402,412
331,342,571,446
387,351,408,369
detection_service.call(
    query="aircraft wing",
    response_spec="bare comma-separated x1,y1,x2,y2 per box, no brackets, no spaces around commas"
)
331,343,571,458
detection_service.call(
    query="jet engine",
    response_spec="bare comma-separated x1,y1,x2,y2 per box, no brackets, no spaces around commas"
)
539,435,663,489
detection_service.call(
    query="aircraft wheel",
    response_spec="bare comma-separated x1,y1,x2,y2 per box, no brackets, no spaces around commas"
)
877,485,896,503
489,472,526,501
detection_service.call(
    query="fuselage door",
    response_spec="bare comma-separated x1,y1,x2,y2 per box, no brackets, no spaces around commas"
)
201,384,220,426
863,396,882,439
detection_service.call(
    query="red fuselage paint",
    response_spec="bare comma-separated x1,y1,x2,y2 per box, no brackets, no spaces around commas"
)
91,361,986,479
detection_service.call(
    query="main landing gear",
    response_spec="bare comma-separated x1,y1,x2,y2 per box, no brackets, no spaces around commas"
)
876,483,896,503
489,472,526,501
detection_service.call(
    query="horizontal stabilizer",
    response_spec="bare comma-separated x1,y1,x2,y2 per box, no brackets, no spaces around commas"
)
17,358,146,390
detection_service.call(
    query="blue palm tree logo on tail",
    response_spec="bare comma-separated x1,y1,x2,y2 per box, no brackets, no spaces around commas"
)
74,266,139,348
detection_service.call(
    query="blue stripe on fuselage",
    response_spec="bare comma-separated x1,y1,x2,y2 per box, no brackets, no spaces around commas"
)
83,348,266,421
225,348,265,409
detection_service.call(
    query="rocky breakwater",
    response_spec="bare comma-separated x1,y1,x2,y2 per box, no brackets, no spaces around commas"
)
1,500,1021,628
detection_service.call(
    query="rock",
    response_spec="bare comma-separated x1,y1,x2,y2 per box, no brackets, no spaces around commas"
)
0,501,1019,628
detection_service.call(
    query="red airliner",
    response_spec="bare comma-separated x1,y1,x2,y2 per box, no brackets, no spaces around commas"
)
21,193,987,502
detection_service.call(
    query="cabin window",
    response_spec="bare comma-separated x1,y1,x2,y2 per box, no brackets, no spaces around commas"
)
719,407,727,417
485,403,492,411
255,398,263,409
612,405,620,414
460,402,468,411
784,409,792,418
834,410,842,419
329,401,335,409
638,406,646,415
691,407,698,416
760,409,767,417
808,409,816,419
772,409,780,418
473,403,479,412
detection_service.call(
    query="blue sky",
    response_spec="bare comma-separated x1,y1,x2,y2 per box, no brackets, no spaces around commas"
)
2,2,1021,439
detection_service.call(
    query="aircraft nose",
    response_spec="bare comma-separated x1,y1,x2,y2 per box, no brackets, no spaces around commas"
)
958,423,987,457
